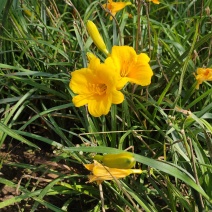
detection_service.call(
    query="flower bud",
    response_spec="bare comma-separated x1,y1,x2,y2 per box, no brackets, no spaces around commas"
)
94,152,136,169
86,20,109,56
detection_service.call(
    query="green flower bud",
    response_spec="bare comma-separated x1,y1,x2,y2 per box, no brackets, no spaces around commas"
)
94,152,136,169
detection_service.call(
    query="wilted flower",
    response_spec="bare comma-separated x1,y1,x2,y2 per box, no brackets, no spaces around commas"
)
84,160,142,184
103,0,132,20
86,20,109,55
195,68,212,89
148,0,160,4
105,46,153,88
69,54,124,117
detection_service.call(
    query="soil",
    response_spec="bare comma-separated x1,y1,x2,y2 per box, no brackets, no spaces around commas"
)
0,139,88,212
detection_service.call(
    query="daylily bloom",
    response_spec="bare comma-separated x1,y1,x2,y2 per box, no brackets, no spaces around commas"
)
195,67,212,89
69,54,124,117
103,0,132,20
84,160,142,184
86,20,109,55
148,0,160,4
105,46,153,88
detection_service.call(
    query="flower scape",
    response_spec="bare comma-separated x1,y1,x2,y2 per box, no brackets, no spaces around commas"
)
69,20,153,117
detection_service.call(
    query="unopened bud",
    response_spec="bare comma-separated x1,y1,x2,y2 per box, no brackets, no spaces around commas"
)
86,20,109,56
94,152,136,169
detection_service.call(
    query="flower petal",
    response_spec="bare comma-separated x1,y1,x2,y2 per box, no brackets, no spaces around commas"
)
84,160,142,183
111,90,124,104
127,63,153,86
70,68,90,94
88,94,112,117
110,46,137,75
72,95,89,107
149,0,160,4
84,163,95,171
92,162,132,179
137,53,150,64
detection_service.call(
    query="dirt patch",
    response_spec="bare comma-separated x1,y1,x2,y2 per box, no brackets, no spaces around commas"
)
0,139,88,211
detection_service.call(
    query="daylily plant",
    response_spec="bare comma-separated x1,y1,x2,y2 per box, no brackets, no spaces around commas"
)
195,67,212,89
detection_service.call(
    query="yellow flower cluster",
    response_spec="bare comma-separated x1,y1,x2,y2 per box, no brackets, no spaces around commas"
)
69,20,153,117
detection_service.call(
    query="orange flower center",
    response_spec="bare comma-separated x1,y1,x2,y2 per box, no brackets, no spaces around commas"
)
89,83,107,95
120,61,130,77
204,70,209,76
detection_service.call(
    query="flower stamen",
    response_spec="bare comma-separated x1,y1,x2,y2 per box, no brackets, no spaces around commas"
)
89,83,107,95
120,61,130,77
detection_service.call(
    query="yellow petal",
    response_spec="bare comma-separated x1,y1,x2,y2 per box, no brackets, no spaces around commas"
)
87,52,98,62
70,68,91,94
72,95,89,107
137,53,150,64
127,63,153,86
84,163,95,171
148,0,160,4
87,94,112,117
111,90,124,104
110,46,137,75
84,161,142,183
92,161,132,179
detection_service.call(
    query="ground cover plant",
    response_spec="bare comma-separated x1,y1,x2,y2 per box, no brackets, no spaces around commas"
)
0,0,212,211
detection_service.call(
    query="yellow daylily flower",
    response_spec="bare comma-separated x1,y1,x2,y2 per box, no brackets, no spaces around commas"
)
103,0,132,20
105,46,153,88
148,0,160,4
86,20,109,55
84,160,142,184
69,54,124,117
195,68,212,89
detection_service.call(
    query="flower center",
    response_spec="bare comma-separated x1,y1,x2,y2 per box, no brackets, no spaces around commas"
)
89,83,107,95
204,70,209,76
120,61,130,77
